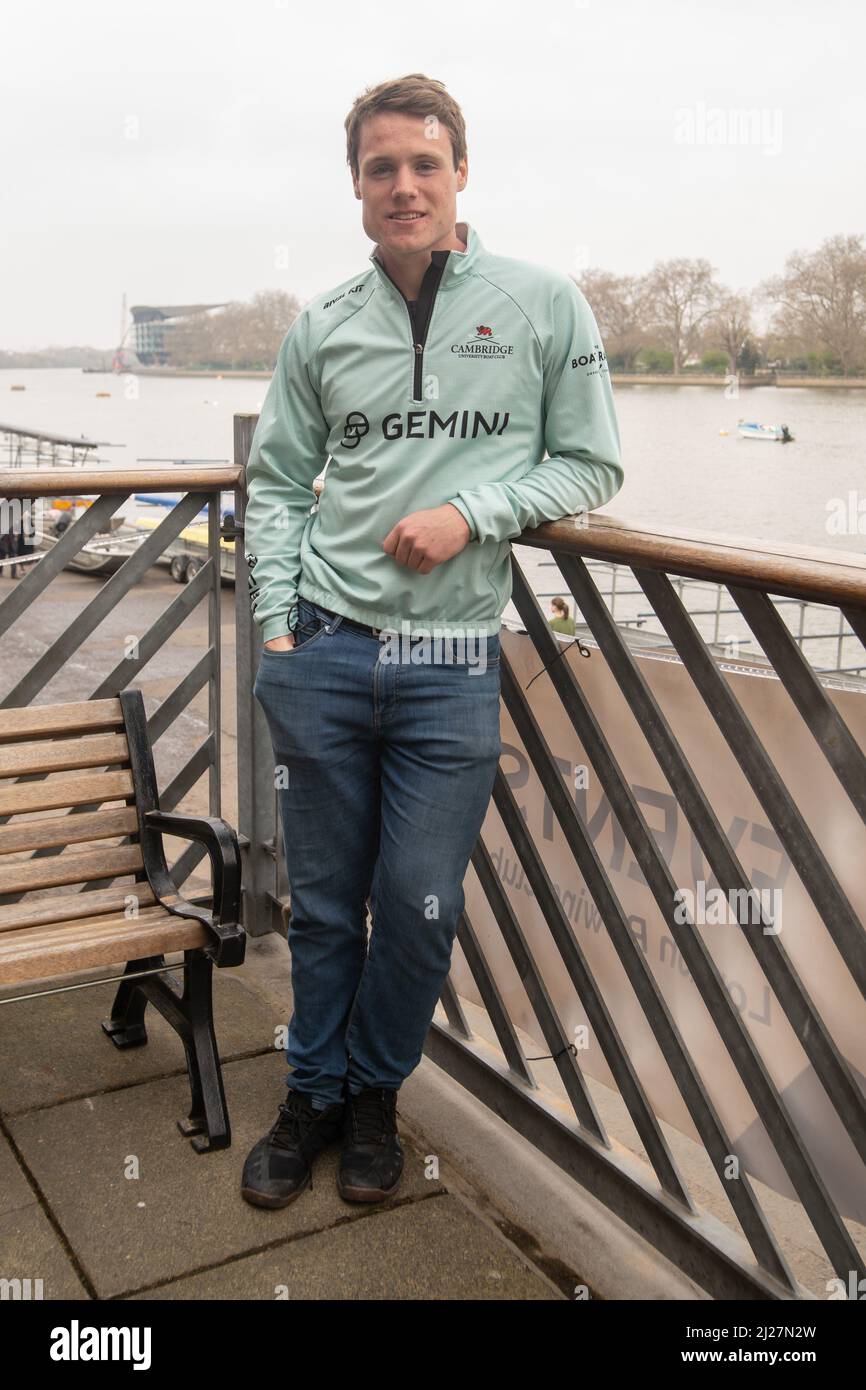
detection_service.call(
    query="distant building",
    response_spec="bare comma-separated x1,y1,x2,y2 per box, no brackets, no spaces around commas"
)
130,303,227,366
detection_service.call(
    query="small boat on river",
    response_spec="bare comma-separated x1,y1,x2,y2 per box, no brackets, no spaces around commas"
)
737,420,794,443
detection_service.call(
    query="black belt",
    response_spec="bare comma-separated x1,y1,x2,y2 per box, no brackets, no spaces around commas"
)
310,603,385,638
310,604,440,642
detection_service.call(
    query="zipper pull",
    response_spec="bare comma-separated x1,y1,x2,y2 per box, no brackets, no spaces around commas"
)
414,343,423,355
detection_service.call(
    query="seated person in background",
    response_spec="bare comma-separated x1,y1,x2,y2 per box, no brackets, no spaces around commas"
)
548,596,576,635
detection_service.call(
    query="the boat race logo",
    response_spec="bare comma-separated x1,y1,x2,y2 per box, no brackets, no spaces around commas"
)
340,411,370,449
451,323,515,358
571,343,608,377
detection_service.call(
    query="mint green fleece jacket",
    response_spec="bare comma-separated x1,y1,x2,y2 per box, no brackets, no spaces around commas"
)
244,221,623,640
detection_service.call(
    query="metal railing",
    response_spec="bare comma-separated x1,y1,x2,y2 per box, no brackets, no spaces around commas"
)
0,423,116,470
435,518,866,1300
534,557,866,675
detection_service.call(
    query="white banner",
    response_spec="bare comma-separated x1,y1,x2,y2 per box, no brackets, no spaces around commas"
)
456,626,866,1221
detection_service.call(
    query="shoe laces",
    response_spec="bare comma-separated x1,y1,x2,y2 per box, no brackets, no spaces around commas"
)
269,1090,318,1152
348,1087,396,1145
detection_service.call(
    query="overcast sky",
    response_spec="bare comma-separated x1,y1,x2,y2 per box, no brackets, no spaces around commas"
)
1,0,863,350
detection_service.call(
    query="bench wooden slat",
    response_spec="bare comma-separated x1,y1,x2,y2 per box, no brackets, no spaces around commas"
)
0,732,130,780
0,807,139,856
0,699,124,743
0,844,143,895
8,905,172,947
0,912,210,984
0,769,135,818
0,882,157,933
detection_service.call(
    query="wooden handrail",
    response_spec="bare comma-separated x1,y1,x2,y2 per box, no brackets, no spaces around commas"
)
520,514,866,610
0,466,243,494
3,460,864,609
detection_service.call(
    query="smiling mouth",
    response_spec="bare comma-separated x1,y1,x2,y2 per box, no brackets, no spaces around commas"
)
388,212,426,221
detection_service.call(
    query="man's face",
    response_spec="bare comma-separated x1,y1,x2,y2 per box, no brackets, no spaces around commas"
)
352,110,468,259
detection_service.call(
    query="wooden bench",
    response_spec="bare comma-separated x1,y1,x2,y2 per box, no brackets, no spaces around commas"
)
0,690,245,1151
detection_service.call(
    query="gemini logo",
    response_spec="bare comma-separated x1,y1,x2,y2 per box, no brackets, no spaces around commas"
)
341,412,369,449
340,409,511,443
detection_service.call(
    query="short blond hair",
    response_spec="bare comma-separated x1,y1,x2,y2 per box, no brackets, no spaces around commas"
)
344,73,467,179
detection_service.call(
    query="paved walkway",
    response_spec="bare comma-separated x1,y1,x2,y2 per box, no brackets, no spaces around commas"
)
0,937,566,1300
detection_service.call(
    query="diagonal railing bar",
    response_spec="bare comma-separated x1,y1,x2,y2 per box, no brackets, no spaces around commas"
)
425,1014,803,1299
471,834,607,1141
841,606,866,651
86,735,215,895
157,735,215,815
454,909,535,1086
636,567,866,1005
492,754,693,1212
146,651,215,746
510,560,865,1281
168,837,210,894
730,583,866,823
3,492,208,709
557,552,866,1173
439,976,472,1038
0,494,127,646
499,648,799,1280
90,560,217,700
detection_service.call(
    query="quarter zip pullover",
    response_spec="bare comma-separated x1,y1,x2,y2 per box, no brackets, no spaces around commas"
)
245,222,623,641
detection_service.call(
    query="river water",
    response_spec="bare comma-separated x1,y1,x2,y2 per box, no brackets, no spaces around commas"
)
2,369,864,660
2,369,863,550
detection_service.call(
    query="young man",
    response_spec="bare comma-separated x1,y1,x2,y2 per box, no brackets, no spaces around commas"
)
241,73,623,1209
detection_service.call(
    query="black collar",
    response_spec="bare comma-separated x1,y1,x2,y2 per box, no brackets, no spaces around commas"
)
407,252,449,341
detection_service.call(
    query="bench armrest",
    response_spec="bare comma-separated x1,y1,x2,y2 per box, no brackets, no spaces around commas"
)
144,810,245,967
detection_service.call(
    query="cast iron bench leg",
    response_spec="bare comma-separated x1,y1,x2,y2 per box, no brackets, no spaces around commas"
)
176,951,231,1153
101,956,159,1047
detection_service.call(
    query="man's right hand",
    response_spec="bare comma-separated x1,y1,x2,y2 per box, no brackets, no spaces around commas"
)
264,633,295,652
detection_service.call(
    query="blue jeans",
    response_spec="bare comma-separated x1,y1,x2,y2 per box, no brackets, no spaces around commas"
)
253,596,502,1109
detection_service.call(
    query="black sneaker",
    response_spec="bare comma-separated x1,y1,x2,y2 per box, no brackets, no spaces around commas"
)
241,1088,345,1209
337,1086,404,1203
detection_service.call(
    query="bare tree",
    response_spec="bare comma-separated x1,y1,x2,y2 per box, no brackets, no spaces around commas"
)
762,234,866,376
576,269,648,371
710,292,754,372
643,258,721,373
